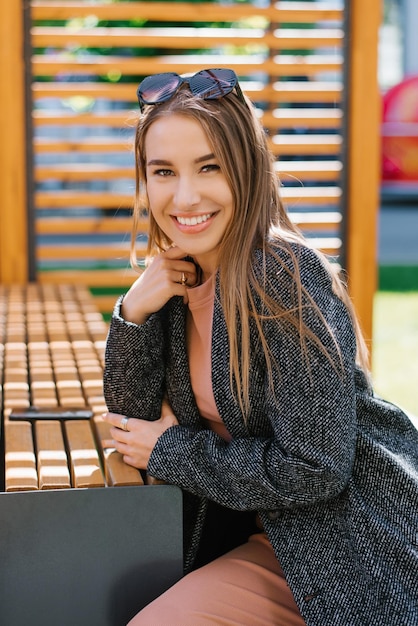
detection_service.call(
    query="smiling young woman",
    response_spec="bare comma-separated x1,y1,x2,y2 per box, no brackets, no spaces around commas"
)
103,69,418,626
143,114,234,281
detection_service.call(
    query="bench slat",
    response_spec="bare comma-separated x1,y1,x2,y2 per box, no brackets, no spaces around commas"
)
65,420,105,488
5,421,38,492
94,418,144,487
35,420,72,489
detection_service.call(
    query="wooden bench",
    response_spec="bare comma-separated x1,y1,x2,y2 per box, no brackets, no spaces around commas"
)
0,283,184,625
0,283,143,492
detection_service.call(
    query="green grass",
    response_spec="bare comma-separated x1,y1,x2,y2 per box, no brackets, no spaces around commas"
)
372,291,418,417
379,266,418,291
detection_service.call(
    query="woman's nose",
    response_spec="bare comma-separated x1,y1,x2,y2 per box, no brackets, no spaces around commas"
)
174,177,200,209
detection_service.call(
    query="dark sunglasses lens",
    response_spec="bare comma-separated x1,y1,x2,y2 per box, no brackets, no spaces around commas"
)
137,73,181,105
190,69,237,99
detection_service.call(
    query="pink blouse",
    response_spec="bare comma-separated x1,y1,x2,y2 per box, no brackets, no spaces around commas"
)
186,276,232,442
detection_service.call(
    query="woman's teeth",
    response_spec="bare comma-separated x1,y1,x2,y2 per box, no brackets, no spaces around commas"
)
176,213,212,226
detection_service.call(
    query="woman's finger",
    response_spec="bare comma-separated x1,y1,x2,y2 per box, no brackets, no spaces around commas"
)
102,411,129,430
121,250,198,323
161,247,199,286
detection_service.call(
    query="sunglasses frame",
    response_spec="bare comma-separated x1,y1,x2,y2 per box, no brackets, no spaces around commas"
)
136,68,246,112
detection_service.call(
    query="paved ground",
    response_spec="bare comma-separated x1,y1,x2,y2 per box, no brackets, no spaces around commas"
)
378,201,418,265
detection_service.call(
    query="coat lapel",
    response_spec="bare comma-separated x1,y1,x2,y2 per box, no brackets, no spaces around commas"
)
211,290,251,439
165,297,202,428
164,289,268,440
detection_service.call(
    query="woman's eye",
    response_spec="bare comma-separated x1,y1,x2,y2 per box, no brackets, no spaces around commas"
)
201,164,220,173
154,168,173,177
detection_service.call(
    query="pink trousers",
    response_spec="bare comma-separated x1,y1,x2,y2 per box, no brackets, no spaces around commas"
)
128,532,306,626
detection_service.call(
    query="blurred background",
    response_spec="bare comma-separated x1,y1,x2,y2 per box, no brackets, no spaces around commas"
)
374,0,418,416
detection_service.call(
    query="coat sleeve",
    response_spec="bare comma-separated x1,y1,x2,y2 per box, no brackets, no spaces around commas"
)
147,244,359,511
103,296,165,421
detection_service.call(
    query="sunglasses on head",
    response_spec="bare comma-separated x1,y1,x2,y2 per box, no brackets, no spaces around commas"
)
136,68,246,112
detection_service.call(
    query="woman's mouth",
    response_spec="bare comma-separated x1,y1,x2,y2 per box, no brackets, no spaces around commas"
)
175,213,214,226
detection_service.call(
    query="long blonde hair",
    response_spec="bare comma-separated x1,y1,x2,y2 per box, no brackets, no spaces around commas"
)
131,87,369,417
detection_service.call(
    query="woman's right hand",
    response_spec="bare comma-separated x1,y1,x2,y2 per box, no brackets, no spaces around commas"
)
121,246,198,324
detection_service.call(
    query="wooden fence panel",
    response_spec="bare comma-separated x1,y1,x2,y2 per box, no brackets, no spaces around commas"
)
12,0,379,344
29,0,347,313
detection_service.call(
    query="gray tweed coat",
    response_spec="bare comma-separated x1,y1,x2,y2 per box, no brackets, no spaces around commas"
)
104,242,418,626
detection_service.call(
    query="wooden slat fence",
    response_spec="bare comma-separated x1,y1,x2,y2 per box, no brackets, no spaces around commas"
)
0,0,382,342
29,0,346,312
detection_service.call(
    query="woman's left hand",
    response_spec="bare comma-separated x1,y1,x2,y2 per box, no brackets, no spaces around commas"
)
102,401,178,469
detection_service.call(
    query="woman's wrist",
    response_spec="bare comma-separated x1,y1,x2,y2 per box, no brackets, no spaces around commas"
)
120,295,149,325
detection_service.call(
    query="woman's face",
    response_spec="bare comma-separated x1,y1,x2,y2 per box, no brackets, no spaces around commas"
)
144,114,234,278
